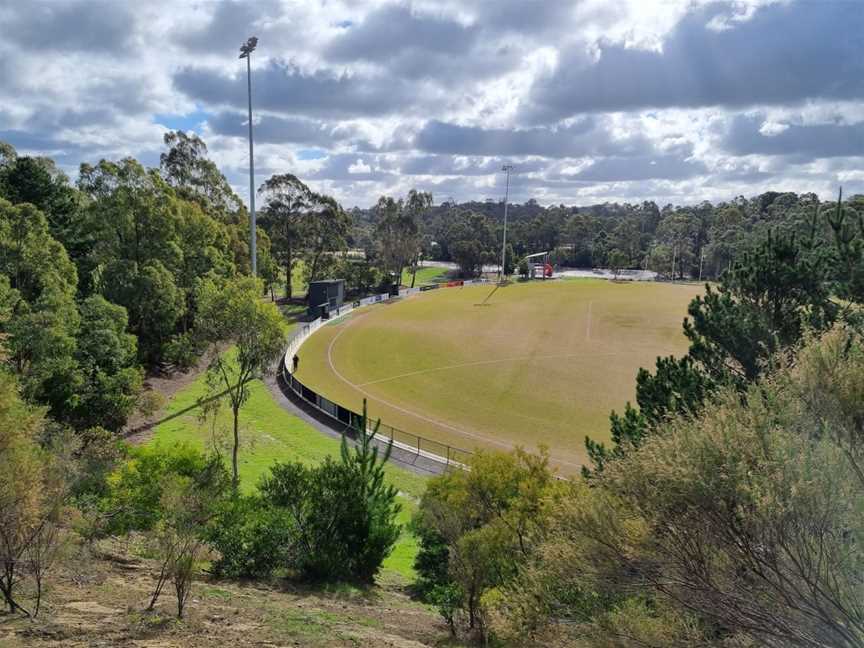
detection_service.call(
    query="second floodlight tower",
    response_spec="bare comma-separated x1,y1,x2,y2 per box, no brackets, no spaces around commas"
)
500,164,514,280
239,36,258,275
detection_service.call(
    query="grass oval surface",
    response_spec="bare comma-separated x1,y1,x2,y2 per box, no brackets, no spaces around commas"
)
295,279,702,473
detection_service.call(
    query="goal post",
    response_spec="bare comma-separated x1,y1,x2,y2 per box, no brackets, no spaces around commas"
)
521,251,553,279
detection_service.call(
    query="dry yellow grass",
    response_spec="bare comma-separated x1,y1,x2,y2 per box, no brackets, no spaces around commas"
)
295,280,702,473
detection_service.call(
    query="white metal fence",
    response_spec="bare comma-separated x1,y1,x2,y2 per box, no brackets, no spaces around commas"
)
282,279,492,470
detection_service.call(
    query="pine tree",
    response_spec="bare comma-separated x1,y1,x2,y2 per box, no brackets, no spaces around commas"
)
340,400,401,581
686,226,834,386
586,223,835,476
343,399,395,496
827,188,864,318
585,355,710,477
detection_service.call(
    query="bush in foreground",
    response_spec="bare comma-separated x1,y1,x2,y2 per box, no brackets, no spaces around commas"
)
412,447,561,642
492,326,864,647
209,402,400,583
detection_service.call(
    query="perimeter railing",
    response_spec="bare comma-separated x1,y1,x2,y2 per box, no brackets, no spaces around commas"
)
281,279,490,470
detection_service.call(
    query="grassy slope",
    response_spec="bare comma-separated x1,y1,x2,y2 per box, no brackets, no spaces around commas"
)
271,260,308,298
401,265,451,286
295,279,702,473
149,311,427,579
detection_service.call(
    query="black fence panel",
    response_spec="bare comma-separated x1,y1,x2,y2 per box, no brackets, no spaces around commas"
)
301,384,317,403
281,350,475,470
337,405,353,425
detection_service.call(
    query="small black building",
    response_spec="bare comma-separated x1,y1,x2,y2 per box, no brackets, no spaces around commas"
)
307,279,345,318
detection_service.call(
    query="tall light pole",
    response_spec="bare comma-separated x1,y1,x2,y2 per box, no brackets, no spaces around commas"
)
239,36,258,275
500,164,513,281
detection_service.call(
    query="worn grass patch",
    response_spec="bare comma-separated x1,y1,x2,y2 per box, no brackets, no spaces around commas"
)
295,279,702,473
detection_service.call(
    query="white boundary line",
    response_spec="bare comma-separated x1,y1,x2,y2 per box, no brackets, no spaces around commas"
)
325,312,519,452
284,282,585,470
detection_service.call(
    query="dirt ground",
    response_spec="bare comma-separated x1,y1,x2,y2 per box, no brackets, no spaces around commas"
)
0,537,459,648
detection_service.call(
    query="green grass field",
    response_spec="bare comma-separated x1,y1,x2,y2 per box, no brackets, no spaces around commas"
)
294,279,702,473
400,265,451,286
148,348,427,579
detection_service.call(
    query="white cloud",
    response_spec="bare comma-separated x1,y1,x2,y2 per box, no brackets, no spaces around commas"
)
348,158,372,174
0,0,862,208
759,121,789,136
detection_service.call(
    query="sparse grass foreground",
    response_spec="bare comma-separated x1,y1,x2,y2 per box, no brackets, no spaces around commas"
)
295,279,702,472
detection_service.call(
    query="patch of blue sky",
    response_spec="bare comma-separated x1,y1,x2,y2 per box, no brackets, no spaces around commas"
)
153,108,211,132
297,148,327,160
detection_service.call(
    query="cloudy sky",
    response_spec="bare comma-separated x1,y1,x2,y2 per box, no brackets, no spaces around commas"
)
1,0,862,208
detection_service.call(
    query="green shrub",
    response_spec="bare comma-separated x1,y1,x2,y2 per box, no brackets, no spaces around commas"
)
430,583,464,636
204,402,400,583
101,443,229,536
204,495,296,579
162,331,203,370
410,520,450,596
260,456,399,582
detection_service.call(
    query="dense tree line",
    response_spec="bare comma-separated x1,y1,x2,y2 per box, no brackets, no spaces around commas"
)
0,134,265,433
350,191,864,282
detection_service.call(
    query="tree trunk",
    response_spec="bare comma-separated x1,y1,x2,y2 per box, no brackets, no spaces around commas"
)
33,575,42,618
309,251,321,285
0,562,28,616
410,258,418,288
148,561,168,611
232,402,240,488
285,239,293,300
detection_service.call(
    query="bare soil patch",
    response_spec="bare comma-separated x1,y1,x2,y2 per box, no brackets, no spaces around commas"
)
0,538,460,647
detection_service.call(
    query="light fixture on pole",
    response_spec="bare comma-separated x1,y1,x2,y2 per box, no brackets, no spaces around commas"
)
500,164,513,281
239,36,258,275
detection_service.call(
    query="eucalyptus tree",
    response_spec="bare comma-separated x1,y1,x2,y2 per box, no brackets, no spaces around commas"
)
197,276,285,487
159,131,245,222
374,191,427,285
403,190,432,287
302,193,351,285
258,174,350,297
258,174,315,299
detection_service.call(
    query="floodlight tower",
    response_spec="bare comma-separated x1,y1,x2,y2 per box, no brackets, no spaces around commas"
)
239,36,258,275
500,164,514,280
